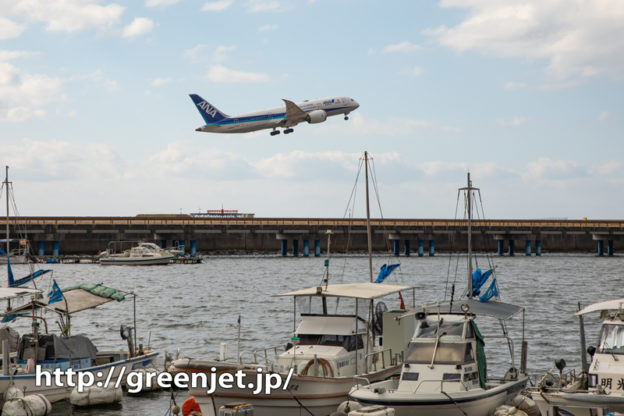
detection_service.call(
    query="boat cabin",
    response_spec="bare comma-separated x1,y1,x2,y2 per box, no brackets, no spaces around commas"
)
399,313,484,393
578,299,624,394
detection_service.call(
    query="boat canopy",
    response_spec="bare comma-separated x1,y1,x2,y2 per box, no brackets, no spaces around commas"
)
0,287,41,300
400,298,523,321
576,298,624,316
274,282,414,300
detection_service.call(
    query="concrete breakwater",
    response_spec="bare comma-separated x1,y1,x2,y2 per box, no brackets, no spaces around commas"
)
2,216,623,257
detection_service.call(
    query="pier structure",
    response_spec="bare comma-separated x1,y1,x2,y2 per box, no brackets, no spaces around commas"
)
1,217,623,257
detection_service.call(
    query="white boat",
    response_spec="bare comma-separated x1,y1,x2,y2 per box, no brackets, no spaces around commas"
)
176,282,415,416
0,283,159,405
527,298,624,416
347,173,529,416
99,241,176,265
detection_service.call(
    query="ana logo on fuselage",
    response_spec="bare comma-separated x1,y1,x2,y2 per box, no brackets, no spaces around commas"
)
198,101,218,118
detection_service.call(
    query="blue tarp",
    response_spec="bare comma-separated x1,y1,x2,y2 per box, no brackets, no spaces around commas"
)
479,278,499,302
7,259,52,287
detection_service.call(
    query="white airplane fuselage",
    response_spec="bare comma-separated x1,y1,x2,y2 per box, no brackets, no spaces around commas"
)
190,95,359,134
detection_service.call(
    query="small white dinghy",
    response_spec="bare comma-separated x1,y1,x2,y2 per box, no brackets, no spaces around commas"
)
69,384,122,407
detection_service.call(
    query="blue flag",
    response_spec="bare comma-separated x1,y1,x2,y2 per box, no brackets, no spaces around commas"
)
375,264,400,283
48,280,63,304
479,278,499,302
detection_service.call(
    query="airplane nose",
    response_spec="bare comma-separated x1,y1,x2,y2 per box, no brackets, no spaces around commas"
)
353,100,360,109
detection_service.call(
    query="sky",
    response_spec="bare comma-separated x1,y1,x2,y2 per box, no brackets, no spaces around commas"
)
1,0,623,219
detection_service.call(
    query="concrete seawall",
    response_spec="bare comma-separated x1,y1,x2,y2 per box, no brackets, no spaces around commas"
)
2,217,623,256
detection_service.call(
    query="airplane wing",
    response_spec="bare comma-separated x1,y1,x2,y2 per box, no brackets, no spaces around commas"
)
280,99,308,127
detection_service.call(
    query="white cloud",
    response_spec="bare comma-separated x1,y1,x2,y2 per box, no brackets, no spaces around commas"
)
504,81,526,90
382,41,421,53
151,77,172,87
0,50,37,60
497,116,527,127
427,0,624,81
599,111,610,121
0,62,63,122
185,44,207,61
259,24,277,32
0,0,125,33
214,45,236,63
122,17,154,37
202,0,233,11
405,65,424,77
246,0,283,12
145,0,180,6
0,17,25,39
205,65,270,83
523,157,589,183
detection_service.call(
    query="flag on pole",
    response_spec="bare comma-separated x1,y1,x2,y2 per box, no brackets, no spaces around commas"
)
48,280,63,304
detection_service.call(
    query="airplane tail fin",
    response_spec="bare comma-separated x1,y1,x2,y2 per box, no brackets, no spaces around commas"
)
189,94,229,124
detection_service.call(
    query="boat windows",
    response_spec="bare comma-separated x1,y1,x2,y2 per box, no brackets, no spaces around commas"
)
402,372,419,381
599,324,624,354
297,334,364,352
416,321,464,339
405,342,467,365
443,373,461,381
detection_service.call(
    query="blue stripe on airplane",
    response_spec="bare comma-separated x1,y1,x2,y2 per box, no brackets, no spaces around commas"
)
203,106,350,126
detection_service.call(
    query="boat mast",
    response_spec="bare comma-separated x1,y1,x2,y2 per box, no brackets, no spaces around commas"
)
458,172,478,297
364,152,373,283
467,172,472,296
4,166,9,263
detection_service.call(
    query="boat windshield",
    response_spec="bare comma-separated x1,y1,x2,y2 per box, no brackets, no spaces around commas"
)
599,324,624,354
415,320,465,339
405,341,474,365
297,334,364,352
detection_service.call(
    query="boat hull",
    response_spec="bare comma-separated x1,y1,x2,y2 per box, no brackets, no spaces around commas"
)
349,376,528,416
530,390,624,415
188,365,401,416
99,256,174,265
0,351,158,405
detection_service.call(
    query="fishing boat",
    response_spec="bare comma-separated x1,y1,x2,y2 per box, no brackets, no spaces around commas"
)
99,241,176,265
346,173,529,416
525,299,624,416
0,282,159,404
171,152,416,416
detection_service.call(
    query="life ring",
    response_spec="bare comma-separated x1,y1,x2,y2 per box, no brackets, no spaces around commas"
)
300,358,334,377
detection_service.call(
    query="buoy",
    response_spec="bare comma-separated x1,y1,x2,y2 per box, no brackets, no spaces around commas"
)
511,394,540,416
2,394,52,416
337,400,363,414
69,384,122,407
493,404,528,416
3,385,24,401
126,367,163,393
182,397,202,416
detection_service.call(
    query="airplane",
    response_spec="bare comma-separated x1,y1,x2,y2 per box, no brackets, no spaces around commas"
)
189,94,359,135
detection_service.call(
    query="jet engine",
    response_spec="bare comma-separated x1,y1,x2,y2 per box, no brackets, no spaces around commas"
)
306,110,327,124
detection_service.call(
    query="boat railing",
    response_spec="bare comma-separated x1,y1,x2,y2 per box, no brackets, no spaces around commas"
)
483,334,516,370
353,375,371,389
365,347,395,372
239,345,284,368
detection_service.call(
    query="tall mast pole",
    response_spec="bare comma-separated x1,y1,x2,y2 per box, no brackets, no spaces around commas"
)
4,166,9,262
364,152,373,283
467,172,472,296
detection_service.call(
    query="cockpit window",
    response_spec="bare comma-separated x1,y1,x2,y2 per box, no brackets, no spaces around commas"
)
599,324,624,354
415,321,464,339
405,342,468,365
297,334,364,352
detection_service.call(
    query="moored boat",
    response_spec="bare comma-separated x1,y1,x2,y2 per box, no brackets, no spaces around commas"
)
99,241,176,265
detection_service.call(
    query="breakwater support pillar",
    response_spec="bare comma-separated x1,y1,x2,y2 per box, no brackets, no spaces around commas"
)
303,240,309,257
417,240,424,257
536,240,542,256
525,240,531,256
393,240,400,257
597,240,604,256
404,240,411,256
508,240,515,256
608,240,614,256
314,240,320,257
429,240,435,256
281,239,287,256
293,240,299,257
52,241,59,257
38,242,45,257
190,240,197,257
497,240,504,256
